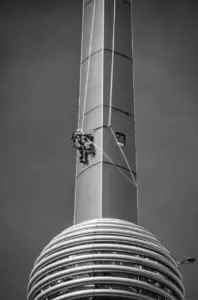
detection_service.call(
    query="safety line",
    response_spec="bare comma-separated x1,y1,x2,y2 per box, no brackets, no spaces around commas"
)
80,104,134,119
76,161,101,178
81,47,133,65
110,126,137,185
91,125,109,133
108,0,116,128
130,0,139,225
81,48,102,64
76,160,136,179
91,140,136,186
81,0,96,132
104,161,136,177
84,0,93,8
105,48,133,61
77,0,85,129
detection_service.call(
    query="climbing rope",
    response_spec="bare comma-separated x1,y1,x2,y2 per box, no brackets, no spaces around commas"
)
77,0,85,129
81,0,96,132
108,0,116,128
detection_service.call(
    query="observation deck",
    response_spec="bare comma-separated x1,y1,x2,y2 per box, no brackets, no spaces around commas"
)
27,219,185,300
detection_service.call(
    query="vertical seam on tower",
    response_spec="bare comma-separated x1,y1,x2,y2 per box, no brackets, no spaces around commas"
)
73,0,85,225
101,0,104,218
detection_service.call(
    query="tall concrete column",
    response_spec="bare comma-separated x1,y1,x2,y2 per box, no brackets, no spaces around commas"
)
74,0,137,224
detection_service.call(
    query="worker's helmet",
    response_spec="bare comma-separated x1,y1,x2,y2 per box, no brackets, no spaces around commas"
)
72,129,83,139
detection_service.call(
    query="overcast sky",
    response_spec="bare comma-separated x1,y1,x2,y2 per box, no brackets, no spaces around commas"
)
1,0,198,299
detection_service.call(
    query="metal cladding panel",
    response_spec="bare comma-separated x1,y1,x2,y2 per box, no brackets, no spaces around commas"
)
79,51,103,128
103,47,136,175
103,51,134,115
104,0,132,59
103,110,136,172
83,106,103,134
75,164,102,224
82,0,104,62
102,163,137,223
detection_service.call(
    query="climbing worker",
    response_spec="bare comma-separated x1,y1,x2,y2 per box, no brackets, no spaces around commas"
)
73,135,82,149
71,129,84,163
71,134,84,163
71,129,95,164
71,128,83,140
79,136,94,164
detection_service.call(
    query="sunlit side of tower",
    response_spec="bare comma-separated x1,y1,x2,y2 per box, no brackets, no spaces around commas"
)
27,1,185,300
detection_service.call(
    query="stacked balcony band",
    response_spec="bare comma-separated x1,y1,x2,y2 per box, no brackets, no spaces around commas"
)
27,219,185,300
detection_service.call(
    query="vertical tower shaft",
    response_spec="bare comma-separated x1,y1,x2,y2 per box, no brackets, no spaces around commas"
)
74,0,137,224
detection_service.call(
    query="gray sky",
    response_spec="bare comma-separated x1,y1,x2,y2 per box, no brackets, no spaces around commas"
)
1,0,198,299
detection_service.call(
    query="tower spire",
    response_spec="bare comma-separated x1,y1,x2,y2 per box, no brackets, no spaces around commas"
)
74,0,137,225
27,2,185,300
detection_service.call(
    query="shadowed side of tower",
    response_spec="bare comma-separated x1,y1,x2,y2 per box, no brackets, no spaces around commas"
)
74,0,137,224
